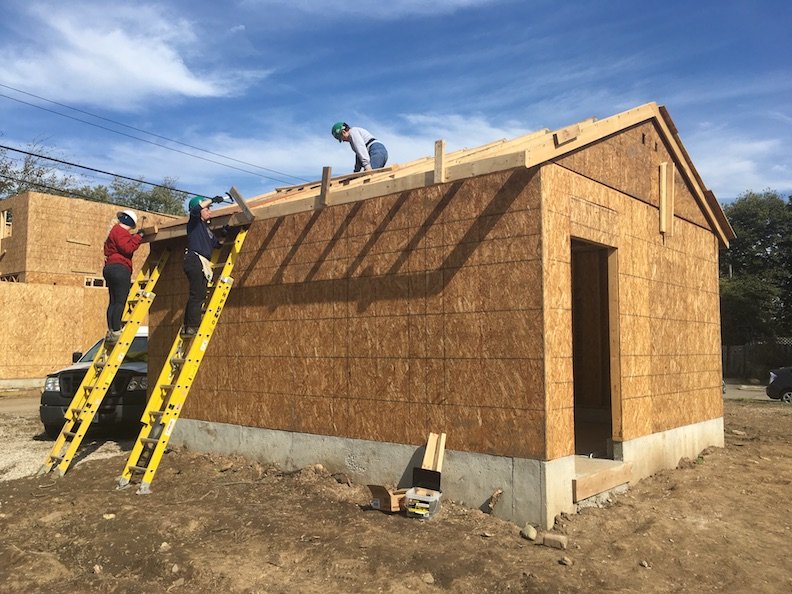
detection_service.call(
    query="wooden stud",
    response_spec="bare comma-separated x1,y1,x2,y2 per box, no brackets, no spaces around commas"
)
659,162,675,235
144,102,732,249
316,166,332,209
434,139,446,184
421,432,447,472
228,186,255,224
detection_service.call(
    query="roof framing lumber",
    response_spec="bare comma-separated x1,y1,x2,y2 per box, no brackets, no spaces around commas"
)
144,102,733,247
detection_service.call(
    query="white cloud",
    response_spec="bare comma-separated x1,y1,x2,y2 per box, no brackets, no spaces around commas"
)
687,127,792,199
0,2,268,110
243,0,501,19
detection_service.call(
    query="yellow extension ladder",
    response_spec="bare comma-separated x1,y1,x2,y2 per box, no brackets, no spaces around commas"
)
38,250,170,477
117,226,249,494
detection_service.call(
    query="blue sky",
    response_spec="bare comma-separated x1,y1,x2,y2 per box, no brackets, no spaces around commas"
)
0,0,790,203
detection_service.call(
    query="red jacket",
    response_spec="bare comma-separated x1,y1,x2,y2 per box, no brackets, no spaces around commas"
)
104,224,142,273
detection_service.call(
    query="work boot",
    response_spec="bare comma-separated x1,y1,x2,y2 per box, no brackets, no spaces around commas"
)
105,329,122,344
181,326,198,337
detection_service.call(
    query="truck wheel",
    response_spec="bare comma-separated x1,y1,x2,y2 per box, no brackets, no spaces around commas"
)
782,390,792,404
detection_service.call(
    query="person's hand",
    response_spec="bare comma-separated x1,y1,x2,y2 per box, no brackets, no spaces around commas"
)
212,195,225,204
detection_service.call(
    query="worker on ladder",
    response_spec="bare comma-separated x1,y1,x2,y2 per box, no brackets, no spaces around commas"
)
331,122,388,172
103,210,145,343
182,195,227,337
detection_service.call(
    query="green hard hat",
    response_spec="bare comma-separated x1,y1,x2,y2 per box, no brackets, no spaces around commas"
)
331,121,346,142
188,196,205,211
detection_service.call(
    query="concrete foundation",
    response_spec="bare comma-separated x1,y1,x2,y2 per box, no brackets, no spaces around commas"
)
614,417,725,480
169,415,723,528
170,419,577,528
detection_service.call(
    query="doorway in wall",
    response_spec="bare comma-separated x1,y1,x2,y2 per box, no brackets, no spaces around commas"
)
571,239,614,458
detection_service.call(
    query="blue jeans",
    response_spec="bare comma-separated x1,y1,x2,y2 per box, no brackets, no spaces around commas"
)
355,142,388,171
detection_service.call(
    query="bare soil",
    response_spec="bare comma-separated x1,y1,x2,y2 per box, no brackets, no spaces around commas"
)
0,398,790,593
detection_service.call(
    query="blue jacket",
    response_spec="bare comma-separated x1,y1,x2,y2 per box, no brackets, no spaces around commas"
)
186,203,221,258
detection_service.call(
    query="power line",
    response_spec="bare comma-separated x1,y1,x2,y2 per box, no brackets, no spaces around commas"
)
0,142,195,195
0,82,308,182
0,171,101,201
0,90,306,185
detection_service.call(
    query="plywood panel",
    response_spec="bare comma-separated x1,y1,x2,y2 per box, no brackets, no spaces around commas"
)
0,282,108,378
148,169,548,459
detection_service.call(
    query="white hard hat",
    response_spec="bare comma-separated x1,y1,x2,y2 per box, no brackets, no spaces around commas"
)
118,210,138,227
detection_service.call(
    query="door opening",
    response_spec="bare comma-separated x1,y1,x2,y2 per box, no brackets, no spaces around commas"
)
571,239,613,459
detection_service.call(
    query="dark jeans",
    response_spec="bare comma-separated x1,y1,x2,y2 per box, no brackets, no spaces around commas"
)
103,263,131,331
354,142,388,172
183,252,208,329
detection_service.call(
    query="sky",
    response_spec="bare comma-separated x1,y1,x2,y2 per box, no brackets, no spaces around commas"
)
0,0,790,204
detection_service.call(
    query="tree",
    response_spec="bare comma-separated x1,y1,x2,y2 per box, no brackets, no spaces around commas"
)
720,189,792,344
72,177,187,215
1,142,186,215
0,141,77,200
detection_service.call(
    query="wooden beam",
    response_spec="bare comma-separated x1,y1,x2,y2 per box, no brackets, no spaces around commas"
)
273,166,397,193
421,432,447,473
554,123,580,146
434,139,446,184
317,166,332,209
573,462,632,502
228,186,255,224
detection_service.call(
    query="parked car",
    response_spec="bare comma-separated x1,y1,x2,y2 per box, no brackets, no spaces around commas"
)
766,367,792,403
40,326,149,438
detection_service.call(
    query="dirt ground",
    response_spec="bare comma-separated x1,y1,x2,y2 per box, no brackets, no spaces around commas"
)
0,395,790,594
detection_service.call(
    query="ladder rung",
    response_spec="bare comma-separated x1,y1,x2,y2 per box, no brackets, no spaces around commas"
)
129,465,148,473
94,361,105,369
71,408,83,415
63,431,77,438
170,357,185,365
141,437,159,445
149,410,164,418
51,455,63,462
160,384,176,391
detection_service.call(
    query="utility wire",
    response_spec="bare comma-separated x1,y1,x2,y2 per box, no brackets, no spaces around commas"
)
0,91,305,185
0,171,101,202
0,142,194,195
0,82,308,182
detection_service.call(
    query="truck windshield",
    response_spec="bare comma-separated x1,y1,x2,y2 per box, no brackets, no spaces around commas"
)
79,337,148,363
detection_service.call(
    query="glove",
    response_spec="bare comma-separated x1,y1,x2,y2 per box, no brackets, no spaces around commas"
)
137,229,145,237
217,224,232,238
211,195,225,204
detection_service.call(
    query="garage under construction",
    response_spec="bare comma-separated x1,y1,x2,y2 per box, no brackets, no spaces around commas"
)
46,102,738,528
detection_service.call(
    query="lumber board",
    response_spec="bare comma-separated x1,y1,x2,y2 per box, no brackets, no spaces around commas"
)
228,186,255,223
434,139,446,184
421,432,447,472
572,462,632,502
143,101,732,250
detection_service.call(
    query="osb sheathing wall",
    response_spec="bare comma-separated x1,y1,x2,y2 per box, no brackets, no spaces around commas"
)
0,194,30,278
0,282,108,378
149,168,550,459
543,129,722,450
13,192,172,286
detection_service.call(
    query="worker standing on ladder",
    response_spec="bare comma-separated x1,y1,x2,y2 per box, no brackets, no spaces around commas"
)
183,195,226,337
331,122,388,172
103,210,145,343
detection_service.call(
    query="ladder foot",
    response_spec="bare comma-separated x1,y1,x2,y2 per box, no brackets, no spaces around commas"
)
55,468,67,478
116,476,131,490
136,482,152,495
35,465,50,477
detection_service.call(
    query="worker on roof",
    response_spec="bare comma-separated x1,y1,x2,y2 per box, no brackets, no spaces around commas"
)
331,122,388,173
103,210,146,343
182,195,227,337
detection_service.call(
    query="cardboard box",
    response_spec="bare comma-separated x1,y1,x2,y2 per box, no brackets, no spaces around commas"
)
367,485,408,512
